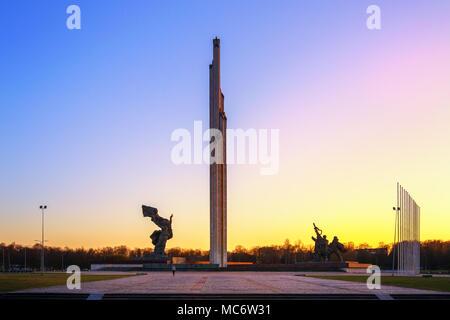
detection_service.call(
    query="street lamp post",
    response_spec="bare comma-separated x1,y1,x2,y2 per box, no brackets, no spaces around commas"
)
39,205,47,273
392,206,400,276
392,183,401,276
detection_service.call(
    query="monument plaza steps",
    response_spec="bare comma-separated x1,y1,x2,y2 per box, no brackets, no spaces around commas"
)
227,261,371,272
91,260,371,272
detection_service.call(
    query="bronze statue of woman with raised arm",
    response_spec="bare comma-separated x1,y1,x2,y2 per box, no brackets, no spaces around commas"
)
142,205,173,256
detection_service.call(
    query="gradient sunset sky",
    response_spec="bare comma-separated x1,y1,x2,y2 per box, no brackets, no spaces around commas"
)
1,1,449,250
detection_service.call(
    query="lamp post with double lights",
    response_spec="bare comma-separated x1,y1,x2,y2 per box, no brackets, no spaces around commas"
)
392,206,400,276
39,205,47,273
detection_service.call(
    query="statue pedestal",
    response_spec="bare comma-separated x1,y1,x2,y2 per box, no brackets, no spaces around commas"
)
135,254,170,264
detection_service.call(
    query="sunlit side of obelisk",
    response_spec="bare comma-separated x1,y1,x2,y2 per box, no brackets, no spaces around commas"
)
209,37,227,267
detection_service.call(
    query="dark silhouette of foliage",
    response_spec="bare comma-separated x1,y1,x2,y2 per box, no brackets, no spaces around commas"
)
1,240,448,271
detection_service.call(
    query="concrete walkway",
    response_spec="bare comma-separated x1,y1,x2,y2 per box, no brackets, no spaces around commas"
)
17,272,446,295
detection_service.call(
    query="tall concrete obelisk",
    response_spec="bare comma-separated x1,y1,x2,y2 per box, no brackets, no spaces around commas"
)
209,37,227,267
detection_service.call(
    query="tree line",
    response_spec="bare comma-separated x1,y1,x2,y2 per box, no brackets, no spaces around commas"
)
1,240,448,271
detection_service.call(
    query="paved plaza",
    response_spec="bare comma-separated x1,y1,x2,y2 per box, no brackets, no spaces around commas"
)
17,272,446,295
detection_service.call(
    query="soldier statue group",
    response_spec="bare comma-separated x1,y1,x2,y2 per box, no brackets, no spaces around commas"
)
311,223,346,262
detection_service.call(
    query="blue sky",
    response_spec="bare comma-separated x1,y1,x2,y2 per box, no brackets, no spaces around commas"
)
1,1,450,249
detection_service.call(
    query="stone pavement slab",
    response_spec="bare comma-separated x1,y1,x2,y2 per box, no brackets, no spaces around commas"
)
16,272,447,295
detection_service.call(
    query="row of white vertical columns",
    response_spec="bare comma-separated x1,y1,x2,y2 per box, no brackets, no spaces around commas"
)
394,183,420,274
